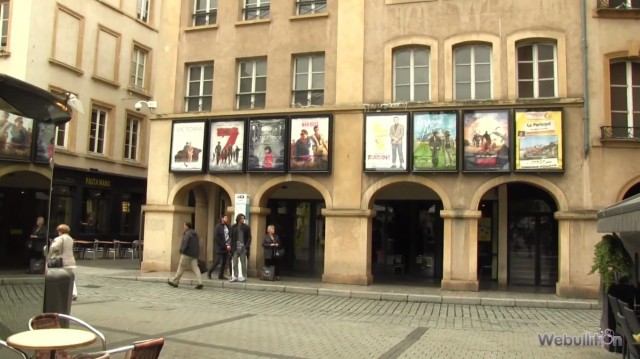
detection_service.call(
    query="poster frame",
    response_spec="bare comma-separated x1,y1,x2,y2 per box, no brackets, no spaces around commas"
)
288,114,333,173
169,120,207,173
513,108,565,173
363,112,410,173
411,110,460,173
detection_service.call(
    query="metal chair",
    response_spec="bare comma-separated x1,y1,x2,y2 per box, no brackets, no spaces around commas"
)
73,338,164,359
83,240,102,260
29,313,107,359
0,339,28,359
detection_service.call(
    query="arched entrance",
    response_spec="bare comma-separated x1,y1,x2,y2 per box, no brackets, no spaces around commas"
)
261,181,326,277
370,182,443,285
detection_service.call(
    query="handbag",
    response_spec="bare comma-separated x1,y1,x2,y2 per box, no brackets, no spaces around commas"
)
274,248,285,258
47,237,65,268
260,266,275,281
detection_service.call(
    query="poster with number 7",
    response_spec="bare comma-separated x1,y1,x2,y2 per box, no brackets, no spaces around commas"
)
208,120,245,173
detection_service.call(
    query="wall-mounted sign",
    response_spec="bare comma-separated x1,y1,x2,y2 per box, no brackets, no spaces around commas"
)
364,113,409,172
514,110,563,172
234,193,250,225
169,121,206,172
412,111,458,172
462,110,511,172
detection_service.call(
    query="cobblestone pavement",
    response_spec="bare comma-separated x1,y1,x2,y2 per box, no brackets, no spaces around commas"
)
0,275,619,359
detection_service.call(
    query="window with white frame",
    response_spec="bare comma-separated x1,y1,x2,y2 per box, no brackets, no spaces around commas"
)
454,45,492,100
89,107,107,154
50,88,70,148
130,46,148,91
193,0,217,26
610,60,640,138
124,115,140,161
517,42,557,99
1,1,9,51
292,54,324,107
243,0,270,20
185,63,213,112
393,47,430,102
137,0,150,23
297,0,327,15
237,58,266,109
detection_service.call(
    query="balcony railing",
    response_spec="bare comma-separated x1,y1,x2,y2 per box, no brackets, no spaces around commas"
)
597,0,640,9
600,126,640,140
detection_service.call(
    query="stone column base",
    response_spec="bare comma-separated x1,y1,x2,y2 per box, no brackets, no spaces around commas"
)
141,260,170,272
323,273,373,286
556,283,599,299
441,279,479,291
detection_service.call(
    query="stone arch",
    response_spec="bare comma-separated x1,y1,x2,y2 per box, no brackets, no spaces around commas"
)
618,176,640,200
168,176,235,206
469,175,568,211
254,175,333,208
0,165,51,180
361,176,451,210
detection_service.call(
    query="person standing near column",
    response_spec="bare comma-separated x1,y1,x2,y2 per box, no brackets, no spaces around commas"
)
168,222,204,289
207,214,230,280
229,214,252,282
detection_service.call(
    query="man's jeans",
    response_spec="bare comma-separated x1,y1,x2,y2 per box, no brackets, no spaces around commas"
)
170,254,203,285
232,251,247,279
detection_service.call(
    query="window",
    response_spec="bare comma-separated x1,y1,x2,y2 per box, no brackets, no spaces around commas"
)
0,1,9,52
185,63,213,112
89,107,107,154
237,58,266,109
124,116,140,161
297,0,326,15
454,45,492,100
292,54,324,106
243,0,270,20
130,46,148,91
517,43,557,98
55,124,67,148
81,189,108,235
606,0,640,9
137,0,150,23
610,60,640,138
393,47,430,102
193,0,217,26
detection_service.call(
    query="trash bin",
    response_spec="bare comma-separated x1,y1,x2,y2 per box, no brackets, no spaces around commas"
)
43,268,74,320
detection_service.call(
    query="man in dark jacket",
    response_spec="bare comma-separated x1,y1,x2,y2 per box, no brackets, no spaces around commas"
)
229,213,251,282
168,222,203,289
207,214,230,280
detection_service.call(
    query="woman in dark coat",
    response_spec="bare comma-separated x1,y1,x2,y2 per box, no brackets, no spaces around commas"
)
262,225,282,280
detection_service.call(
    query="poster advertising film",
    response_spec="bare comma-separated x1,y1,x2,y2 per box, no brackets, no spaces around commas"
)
208,120,245,173
247,118,286,172
364,113,409,172
412,111,458,172
169,121,206,172
0,110,34,161
514,110,563,171
35,122,56,163
462,110,511,172
289,115,331,172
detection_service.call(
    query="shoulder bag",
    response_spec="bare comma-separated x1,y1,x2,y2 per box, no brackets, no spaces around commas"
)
47,237,65,268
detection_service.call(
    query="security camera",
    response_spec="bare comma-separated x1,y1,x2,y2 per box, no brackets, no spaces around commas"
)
134,101,143,111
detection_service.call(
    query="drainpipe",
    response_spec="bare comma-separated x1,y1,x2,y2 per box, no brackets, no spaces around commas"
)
581,0,590,156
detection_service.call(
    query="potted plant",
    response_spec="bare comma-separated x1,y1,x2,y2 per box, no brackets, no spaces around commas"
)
589,233,633,292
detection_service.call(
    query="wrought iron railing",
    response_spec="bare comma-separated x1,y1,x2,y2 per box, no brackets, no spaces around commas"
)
600,126,640,140
597,0,640,9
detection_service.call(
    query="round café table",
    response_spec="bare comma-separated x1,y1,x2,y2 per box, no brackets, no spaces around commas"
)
7,328,97,359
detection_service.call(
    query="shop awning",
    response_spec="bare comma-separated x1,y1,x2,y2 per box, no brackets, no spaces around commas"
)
0,73,72,125
597,193,640,233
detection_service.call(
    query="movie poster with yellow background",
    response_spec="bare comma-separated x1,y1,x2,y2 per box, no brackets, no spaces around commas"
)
514,110,563,171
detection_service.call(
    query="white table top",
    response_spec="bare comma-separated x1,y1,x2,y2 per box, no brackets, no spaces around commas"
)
7,328,97,351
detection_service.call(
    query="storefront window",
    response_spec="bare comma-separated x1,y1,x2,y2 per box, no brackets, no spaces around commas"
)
81,189,108,234
51,185,73,234
120,193,142,235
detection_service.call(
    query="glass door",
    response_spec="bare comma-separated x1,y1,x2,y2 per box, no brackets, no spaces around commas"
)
508,214,558,286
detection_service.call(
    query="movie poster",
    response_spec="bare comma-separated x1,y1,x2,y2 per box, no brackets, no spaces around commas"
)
35,122,56,163
0,110,34,161
170,121,206,172
412,111,458,172
209,120,245,173
462,110,510,172
247,118,286,172
514,110,563,171
289,115,331,172
364,113,408,172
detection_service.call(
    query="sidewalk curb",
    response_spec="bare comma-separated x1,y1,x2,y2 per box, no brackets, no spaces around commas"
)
109,275,600,310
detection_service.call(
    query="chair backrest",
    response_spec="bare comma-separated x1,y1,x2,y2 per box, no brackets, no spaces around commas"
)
0,339,28,359
130,337,164,359
622,305,640,334
29,313,107,350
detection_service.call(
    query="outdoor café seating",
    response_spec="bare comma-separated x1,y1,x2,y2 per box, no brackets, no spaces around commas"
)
0,339,28,359
73,337,164,359
28,313,107,358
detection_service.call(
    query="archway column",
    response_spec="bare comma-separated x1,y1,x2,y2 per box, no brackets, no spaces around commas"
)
440,209,482,291
140,204,195,272
321,208,375,285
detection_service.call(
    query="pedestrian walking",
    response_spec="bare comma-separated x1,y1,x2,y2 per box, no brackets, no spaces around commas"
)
207,214,230,280
229,214,251,282
168,222,203,289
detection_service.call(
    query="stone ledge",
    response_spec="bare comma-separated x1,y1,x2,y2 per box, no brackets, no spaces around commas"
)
481,298,515,307
408,294,441,303
381,293,408,302
443,296,482,305
351,291,381,300
285,286,318,295
318,288,351,297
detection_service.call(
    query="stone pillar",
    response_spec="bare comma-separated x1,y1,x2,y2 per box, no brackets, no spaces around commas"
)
247,206,270,277
440,209,482,291
321,208,375,285
141,204,194,272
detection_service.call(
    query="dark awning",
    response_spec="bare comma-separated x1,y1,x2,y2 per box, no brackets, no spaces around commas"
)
0,73,72,125
597,193,640,233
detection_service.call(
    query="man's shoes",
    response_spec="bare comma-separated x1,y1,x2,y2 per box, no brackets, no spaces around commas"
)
207,272,212,280
72,295,78,301
167,280,178,288
218,276,228,280
238,277,246,282
229,277,238,282
195,284,203,289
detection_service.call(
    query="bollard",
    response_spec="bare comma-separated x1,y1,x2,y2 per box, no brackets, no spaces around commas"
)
43,268,74,325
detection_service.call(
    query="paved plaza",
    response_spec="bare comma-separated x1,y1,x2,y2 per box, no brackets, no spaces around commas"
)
0,261,621,358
